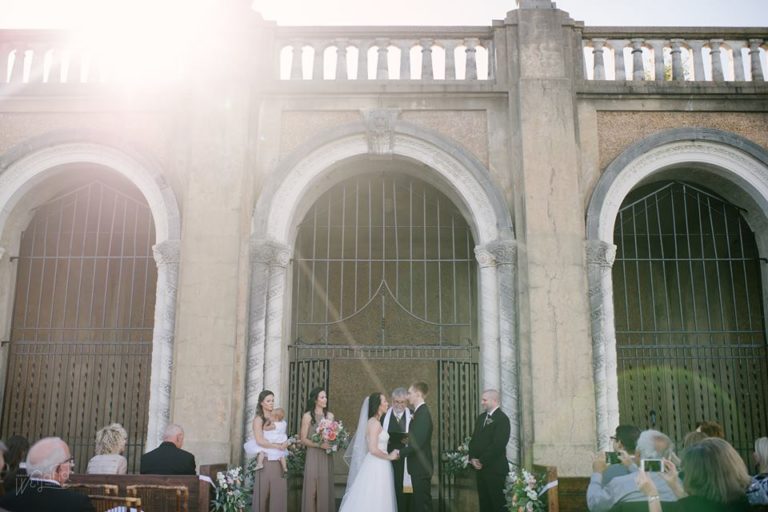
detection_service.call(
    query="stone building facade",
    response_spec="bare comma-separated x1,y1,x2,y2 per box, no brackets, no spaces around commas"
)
0,0,766,481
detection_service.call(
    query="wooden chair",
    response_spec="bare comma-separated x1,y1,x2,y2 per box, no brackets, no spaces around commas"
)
64,483,119,497
533,464,559,512
89,495,143,512
127,484,189,512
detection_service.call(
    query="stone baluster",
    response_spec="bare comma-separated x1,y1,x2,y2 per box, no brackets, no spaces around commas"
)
749,39,765,81
336,39,349,80
442,41,457,79
0,44,10,83
27,43,46,83
728,41,745,81
375,38,389,79
631,38,645,80
68,46,83,83
146,239,182,449
420,38,434,80
357,40,370,80
610,40,628,80
10,45,26,83
399,41,411,79
688,40,706,81
290,40,303,80
709,39,725,81
465,38,479,80
312,42,325,80
648,40,665,81
592,38,607,80
586,240,619,451
670,39,685,81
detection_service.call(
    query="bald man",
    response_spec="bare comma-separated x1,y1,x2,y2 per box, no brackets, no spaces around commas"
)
0,437,95,512
140,423,196,475
468,390,511,512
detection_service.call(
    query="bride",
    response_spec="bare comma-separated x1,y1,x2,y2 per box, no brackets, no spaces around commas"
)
339,392,400,512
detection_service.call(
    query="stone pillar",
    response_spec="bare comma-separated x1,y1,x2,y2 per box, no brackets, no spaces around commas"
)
420,39,434,80
146,239,181,450
0,246,5,261
631,39,645,80
244,238,291,438
376,38,389,80
586,240,618,450
474,246,500,392
749,39,765,81
592,39,606,80
670,39,685,81
710,39,724,82
465,38,479,80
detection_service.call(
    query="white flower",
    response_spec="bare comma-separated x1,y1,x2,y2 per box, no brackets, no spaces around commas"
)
527,489,538,501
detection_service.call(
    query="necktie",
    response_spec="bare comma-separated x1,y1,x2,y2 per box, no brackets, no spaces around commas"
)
483,413,491,427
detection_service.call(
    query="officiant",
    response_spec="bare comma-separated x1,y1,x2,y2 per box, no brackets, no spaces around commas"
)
382,387,412,512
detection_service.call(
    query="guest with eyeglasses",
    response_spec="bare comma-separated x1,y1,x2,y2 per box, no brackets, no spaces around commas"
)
0,437,95,511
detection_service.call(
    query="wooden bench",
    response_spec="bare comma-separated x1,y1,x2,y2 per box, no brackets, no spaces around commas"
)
68,463,226,512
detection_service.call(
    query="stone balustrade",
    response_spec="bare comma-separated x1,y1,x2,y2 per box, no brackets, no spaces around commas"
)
582,28,768,82
274,26,495,81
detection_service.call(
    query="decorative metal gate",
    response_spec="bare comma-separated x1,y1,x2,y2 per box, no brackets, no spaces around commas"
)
1,177,156,473
613,181,768,461
287,358,329,436
288,171,480,505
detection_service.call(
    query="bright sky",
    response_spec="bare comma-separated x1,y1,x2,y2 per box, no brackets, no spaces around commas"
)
2,0,767,28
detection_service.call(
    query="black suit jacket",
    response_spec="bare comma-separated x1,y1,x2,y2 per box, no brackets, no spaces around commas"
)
399,403,433,477
383,408,409,452
0,479,95,512
468,408,511,475
140,441,196,475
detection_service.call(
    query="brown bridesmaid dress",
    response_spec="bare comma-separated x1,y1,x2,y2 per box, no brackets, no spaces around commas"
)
252,460,287,512
301,445,335,512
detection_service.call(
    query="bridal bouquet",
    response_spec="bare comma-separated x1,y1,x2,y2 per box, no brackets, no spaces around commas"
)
311,418,350,454
505,467,548,512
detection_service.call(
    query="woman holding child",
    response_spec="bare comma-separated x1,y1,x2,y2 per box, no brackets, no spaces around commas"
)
252,389,289,512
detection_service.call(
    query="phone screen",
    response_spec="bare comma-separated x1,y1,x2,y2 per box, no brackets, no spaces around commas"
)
643,459,663,472
605,452,620,464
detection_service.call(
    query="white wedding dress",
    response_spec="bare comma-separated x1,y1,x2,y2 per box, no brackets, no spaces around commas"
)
339,430,397,512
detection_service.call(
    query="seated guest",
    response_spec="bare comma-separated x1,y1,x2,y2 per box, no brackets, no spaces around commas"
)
86,423,128,474
637,437,750,512
588,430,681,512
681,431,707,450
140,423,196,475
696,420,724,439
603,425,642,486
2,436,29,494
747,437,768,505
0,437,95,512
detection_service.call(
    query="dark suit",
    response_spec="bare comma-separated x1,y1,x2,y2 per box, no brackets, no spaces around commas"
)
140,441,196,475
0,479,95,512
383,409,411,512
399,403,433,512
468,408,511,512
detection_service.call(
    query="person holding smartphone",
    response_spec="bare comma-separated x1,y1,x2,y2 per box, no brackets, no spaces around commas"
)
602,425,641,486
587,430,681,512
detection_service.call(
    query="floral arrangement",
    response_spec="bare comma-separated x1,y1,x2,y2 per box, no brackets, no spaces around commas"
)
505,467,548,512
441,436,472,475
287,434,306,475
310,418,350,454
211,462,256,512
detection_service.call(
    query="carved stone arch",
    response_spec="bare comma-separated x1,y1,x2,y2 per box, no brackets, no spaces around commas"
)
585,128,768,448
247,116,521,462
0,138,182,449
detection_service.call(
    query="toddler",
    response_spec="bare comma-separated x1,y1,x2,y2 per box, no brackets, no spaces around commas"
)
255,407,289,476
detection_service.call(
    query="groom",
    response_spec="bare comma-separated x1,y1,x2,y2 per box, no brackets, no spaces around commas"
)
382,387,412,512
399,382,433,512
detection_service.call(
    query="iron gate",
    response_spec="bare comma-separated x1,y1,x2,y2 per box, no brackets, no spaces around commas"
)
1,176,156,473
613,181,768,461
287,358,330,436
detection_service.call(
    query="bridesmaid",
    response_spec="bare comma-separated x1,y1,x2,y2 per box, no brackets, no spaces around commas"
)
252,389,288,512
301,387,335,512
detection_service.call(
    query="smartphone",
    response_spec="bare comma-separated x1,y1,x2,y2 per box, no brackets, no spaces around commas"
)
642,459,664,472
605,451,621,464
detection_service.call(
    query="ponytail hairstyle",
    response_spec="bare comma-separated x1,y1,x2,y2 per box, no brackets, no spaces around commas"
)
305,387,327,426
256,390,275,425
367,392,384,419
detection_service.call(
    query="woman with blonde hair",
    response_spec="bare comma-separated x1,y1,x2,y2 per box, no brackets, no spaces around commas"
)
748,437,768,505
86,423,128,474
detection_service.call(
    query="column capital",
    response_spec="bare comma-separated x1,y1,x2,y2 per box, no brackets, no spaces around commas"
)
152,239,181,266
475,239,517,267
586,240,617,269
250,237,291,267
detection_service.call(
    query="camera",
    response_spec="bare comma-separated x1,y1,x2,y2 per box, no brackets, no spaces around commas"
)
641,459,664,472
605,451,620,464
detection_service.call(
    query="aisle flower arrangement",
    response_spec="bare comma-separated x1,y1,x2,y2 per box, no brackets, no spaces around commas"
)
505,467,548,512
211,460,257,512
441,436,472,476
287,434,306,475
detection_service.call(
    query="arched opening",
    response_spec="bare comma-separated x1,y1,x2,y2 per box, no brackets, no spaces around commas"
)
612,180,768,460
0,166,157,472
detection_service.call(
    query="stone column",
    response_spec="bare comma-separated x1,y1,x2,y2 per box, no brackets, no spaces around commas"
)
586,240,618,450
0,247,5,261
244,238,291,438
146,239,181,450
474,245,501,392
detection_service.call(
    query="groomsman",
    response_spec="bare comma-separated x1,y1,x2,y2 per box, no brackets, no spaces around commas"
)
469,389,511,512
399,382,433,512
382,387,412,512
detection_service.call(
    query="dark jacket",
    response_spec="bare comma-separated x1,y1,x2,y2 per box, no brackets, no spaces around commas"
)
399,403,433,477
139,441,196,475
0,479,95,512
468,407,511,475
